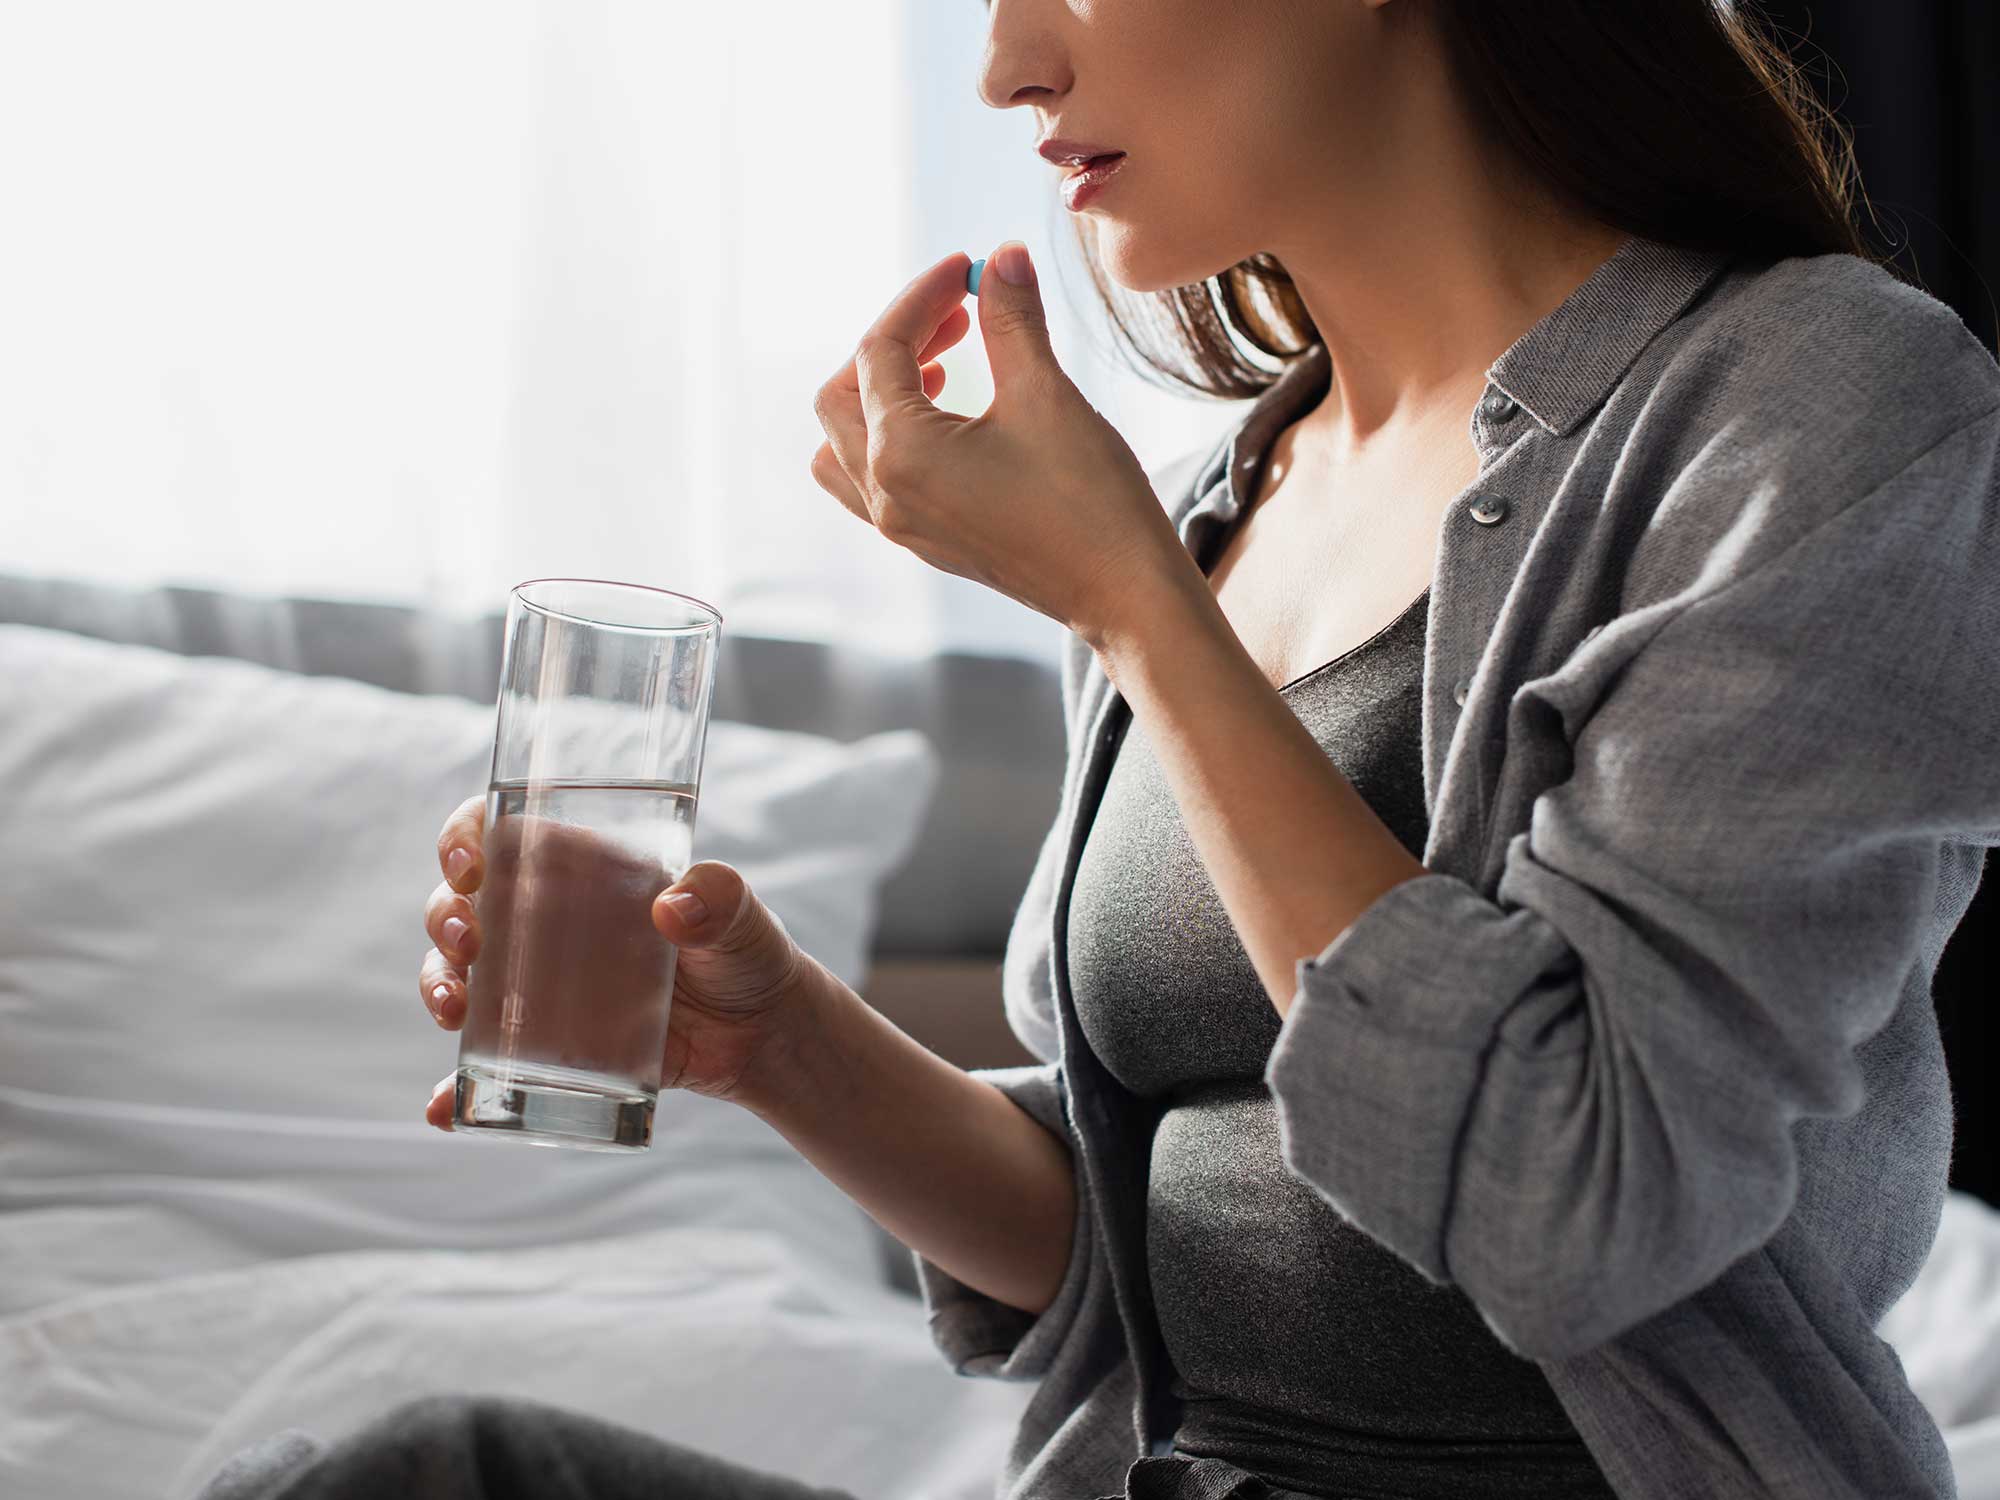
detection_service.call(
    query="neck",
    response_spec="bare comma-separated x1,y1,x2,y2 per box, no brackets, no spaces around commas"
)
1267,86,1629,463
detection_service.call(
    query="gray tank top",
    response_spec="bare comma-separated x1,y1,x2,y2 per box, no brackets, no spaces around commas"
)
1066,584,1615,1498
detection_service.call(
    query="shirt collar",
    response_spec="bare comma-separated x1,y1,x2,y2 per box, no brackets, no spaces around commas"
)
1175,234,1735,546
1485,234,1735,437
1176,343,1332,546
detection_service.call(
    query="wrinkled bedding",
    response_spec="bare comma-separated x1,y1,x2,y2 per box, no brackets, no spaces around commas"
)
0,1165,1032,1500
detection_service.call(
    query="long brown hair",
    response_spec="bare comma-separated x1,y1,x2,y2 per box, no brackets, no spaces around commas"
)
1069,1,1890,400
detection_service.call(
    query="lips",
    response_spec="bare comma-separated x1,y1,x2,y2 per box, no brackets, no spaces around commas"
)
1036,137,1127,171
1060,153,1127,211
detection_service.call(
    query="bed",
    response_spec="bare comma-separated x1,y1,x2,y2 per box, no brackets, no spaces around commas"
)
1,577,1994,1499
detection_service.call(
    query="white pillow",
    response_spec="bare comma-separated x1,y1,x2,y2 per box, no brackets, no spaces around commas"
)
0,624,938,1307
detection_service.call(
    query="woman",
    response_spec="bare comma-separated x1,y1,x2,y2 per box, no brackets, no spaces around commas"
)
202,1,1998,1498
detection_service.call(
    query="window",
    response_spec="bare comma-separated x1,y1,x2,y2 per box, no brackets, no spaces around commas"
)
0,2,1238,661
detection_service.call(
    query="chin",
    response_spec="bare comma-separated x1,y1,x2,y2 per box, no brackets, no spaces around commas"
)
1088,218,1237,296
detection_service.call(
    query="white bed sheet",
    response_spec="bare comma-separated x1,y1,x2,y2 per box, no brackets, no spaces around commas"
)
1,1089,1032,1500
6,1129,1995,1500
1,1201,1032,1500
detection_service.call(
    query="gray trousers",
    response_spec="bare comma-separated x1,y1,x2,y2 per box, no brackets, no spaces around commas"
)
190,1394,863,1500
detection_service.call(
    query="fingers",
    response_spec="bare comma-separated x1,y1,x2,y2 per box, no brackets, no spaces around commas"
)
436,794,487,892
811,443,867,521
424,878,479,965
813,261,972,502
815,297,967,417
972,239,1060,399
820,303,970,410
854,253,976,436
918,305,972,369
815,351,875,504
424,796,483,1048
653,859,767,955
810,362,946,523
419,947,467,1028
426,1072,456,1131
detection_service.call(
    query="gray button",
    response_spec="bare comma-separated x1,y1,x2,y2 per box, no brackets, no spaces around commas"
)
1480,391,1520,422
1452,676,1471,706
1468,496,1508,526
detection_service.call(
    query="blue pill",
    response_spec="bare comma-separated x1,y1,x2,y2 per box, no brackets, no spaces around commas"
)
967,257,985,297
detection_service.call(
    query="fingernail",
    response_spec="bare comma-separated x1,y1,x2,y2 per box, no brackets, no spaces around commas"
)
443,916,469,952
445,847,472,884
993,241,1034,288
663,890,708,927
430,982,451,1012
966,257,986,297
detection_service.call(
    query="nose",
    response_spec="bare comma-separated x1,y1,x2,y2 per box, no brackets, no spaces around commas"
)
974,1,1070,112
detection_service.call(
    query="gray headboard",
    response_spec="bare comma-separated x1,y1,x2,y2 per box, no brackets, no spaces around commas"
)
0,573,1067,959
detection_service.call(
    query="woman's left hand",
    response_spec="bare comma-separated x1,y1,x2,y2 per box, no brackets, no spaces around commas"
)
810,241,1193,646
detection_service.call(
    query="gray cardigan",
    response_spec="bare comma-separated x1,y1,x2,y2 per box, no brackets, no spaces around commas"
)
910,235,2000,1500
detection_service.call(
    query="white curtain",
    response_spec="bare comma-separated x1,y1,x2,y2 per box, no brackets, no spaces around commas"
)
0,1,1240,662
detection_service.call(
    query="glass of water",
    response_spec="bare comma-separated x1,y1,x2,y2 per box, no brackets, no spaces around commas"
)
453,577,722,1152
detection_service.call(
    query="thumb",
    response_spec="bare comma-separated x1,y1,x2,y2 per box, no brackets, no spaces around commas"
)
653,861,791,957
975,240,1062,399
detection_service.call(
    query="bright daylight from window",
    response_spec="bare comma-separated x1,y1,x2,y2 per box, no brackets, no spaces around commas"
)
0,1,1242,662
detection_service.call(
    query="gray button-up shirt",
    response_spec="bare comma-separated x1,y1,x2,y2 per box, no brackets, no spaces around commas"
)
912,234,2000,1500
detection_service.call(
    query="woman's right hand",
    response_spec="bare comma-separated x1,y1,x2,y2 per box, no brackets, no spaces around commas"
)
418,794,818,1128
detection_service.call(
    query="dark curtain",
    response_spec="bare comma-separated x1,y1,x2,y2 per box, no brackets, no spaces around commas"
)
1757,0,2000,1205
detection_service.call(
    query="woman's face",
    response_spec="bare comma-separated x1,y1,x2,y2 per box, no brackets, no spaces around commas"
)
975,0,1418,292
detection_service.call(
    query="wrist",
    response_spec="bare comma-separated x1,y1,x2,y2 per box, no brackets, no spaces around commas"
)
1080,547,1220,680
730,951,850,1125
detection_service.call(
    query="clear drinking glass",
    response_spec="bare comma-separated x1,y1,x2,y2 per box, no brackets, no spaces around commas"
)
453,578,722,1152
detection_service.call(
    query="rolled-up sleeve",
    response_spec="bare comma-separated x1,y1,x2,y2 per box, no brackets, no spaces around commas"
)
910,1060,1096,1379
1267,404,2000,1361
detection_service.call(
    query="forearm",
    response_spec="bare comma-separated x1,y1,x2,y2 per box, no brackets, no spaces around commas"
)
734,954,1078,1317
1085,562,1428,1019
